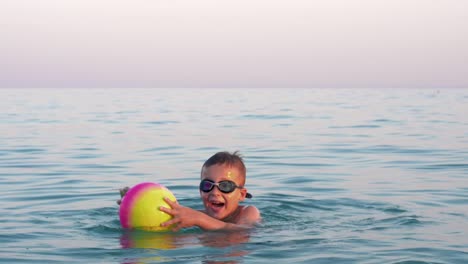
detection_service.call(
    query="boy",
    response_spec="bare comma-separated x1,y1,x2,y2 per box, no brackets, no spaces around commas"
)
119,151,261,231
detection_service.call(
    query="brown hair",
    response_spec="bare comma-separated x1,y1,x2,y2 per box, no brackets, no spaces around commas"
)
202,151,247,182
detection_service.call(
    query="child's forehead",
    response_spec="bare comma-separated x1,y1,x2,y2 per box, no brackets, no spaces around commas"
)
201,164,242,178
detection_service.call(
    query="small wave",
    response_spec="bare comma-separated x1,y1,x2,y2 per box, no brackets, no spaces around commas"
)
143,120,180,125
84,224,122,234
415,163,468,170
357,215,424,231
139,146,184,152
241,114,295,120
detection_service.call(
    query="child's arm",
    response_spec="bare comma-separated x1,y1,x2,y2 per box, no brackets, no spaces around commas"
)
159,197,261,231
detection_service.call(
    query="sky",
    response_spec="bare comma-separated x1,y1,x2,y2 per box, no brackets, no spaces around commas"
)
1,0,467,88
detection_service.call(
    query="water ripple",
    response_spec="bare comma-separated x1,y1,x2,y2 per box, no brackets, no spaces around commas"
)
1,88,467,263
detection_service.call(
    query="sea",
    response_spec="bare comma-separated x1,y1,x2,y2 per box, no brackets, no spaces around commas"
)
1,88,467,264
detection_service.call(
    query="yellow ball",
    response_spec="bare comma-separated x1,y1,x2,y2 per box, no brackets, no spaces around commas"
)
119,182,177,231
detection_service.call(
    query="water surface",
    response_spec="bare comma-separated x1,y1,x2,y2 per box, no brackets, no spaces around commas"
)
1,88,467,263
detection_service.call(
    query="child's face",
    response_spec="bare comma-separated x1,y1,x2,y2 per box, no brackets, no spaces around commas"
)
200,164,247,221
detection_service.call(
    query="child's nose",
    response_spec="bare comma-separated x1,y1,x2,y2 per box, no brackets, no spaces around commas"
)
211,186,222,195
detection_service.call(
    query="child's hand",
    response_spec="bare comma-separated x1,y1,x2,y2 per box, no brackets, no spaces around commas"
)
159,197,201,231
116,187,130,205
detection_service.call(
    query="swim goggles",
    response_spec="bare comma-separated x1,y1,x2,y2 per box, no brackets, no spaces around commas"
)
199,179,252,198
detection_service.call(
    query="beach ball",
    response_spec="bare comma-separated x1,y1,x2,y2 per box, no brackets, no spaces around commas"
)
119,182,177,231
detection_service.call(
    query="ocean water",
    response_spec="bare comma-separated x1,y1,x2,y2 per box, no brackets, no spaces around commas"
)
1,88,467,264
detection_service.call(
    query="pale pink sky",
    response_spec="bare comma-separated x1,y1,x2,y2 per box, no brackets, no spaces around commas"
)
1,0,467,88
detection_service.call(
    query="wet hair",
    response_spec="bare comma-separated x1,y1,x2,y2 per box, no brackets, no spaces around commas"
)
202,151,246,178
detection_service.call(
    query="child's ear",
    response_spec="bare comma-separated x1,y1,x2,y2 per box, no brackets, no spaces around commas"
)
239,188,247,201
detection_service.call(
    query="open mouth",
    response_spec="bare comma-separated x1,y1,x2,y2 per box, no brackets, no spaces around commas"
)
210,201,225,208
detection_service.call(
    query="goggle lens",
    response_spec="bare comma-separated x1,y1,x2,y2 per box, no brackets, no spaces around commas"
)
199,180,240,193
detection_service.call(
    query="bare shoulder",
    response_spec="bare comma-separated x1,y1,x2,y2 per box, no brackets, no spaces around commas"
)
238,205,261,224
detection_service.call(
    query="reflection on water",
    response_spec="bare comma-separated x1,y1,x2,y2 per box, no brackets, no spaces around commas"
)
120,230,181,249
120,229,251,264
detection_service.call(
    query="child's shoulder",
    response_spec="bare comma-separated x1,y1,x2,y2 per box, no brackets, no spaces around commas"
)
239,205,261,224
